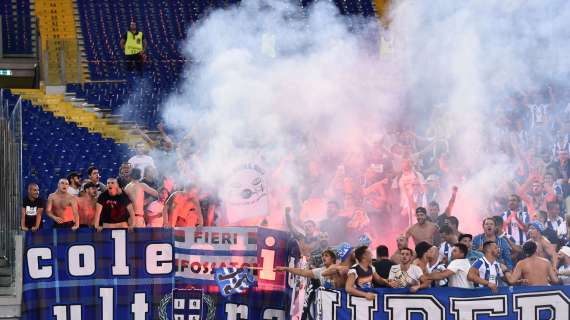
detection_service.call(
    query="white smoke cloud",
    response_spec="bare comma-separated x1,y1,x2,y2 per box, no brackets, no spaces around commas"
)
161,0,570,235
162,0,401,225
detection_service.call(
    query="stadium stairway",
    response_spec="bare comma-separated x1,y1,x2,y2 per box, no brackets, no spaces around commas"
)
35,0,89,83
10,88,144,146
0,236,22,320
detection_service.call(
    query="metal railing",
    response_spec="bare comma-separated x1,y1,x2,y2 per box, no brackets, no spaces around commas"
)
0,89,23,270
43,38,84,85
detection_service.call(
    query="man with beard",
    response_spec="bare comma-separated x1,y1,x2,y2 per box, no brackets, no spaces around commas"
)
388,247,425,292
66,172,81,196
510,241,559,286
468,241,516,292
46,179,80,230
405,207,439,246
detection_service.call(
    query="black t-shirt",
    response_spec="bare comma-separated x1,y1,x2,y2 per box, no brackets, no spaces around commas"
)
98,191,131,224
22,197,45,228
372,258,396,286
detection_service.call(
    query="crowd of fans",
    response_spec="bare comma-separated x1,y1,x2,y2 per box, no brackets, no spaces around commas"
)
20,127,217,232
19,84,570,310
274,84,570,317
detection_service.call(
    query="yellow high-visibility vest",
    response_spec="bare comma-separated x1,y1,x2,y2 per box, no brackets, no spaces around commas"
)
125,31,143,55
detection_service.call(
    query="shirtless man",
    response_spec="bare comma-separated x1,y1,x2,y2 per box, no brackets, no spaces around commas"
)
511,241,559,285
405,207,438,246
77,182,98,227
45,179,79,230
124,168,158,227
527,221,558,268
390,234,409,264
164,185,203,227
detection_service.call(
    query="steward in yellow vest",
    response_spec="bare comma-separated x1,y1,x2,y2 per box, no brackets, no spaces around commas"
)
120,22,147,73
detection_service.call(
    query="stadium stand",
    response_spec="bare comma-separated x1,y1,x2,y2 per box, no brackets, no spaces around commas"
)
3,89,131,199
1,0,34,55
69,0,377,129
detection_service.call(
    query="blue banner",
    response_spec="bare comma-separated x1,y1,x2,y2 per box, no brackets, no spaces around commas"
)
22,228,570,320
22,228,175,320
22,227,297,320
316,286,570,320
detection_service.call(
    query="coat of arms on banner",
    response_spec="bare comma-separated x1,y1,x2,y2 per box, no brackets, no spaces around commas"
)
172,289,203,320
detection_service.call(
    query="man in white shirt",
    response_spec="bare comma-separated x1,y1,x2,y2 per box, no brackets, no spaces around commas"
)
128,142,155,177
388,247,425,292
66,172,81,196
425,243,473,288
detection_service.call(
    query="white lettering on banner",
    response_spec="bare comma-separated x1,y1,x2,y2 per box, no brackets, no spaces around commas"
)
262,309,285,319
318,289,341,320
99,287,114,320
384,295,445,320
53,305,81,320
146,243,173,274
27,247,52,279
225,303,249,320
513,291,570,320
131,293,148,320
260,236,276,280
450,296,508,320
348,294,378,320
68,245,95,277
111,230,130,275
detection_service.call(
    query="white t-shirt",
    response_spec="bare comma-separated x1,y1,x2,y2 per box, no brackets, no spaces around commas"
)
67,186,79,196
388,264,423,288
128,155,156,176
446,258,473,288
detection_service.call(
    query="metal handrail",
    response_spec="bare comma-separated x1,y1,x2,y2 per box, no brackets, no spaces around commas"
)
0,89,23,273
